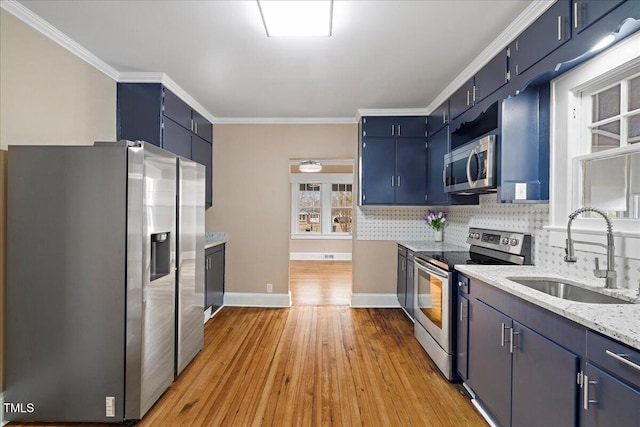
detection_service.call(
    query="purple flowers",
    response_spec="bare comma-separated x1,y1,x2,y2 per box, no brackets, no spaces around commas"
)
423,209,447,231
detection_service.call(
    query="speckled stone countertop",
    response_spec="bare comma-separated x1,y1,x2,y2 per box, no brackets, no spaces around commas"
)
455,265,640,349
205,232,227,249
397,241,468,252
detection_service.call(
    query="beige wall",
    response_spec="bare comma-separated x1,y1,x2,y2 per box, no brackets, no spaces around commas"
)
352,240,397,294
289,238,352,254
0,9,116,389
207,123,357,295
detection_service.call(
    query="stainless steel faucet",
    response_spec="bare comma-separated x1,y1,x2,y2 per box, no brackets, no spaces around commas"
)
565,207,617,289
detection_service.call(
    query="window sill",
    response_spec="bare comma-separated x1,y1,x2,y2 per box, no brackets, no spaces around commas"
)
291,234,352,240
545,225,640,260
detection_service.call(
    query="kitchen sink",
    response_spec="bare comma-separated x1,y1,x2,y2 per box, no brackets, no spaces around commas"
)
506,277,632,304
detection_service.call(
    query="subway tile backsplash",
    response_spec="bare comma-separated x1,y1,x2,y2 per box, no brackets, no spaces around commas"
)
356,194,640,292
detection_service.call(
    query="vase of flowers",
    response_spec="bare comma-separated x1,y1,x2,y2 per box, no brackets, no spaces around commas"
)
423,209,447,242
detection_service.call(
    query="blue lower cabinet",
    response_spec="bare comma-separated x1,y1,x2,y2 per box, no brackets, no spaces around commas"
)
466,282,581,426
468,299,513,427
584,363,640,426
511,320,578,427
405,253,415,319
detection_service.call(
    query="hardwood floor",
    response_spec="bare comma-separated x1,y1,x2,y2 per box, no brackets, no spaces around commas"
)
8,306,486,427
289,260,352,306
8,263,485,426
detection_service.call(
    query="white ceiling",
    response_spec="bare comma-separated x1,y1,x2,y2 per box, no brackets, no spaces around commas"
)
15,0,535,121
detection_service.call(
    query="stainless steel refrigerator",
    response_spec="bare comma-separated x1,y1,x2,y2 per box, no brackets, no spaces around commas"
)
6,141,204,423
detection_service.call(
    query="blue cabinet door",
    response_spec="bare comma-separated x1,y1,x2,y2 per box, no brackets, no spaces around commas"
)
427,126,449,205
192,110,213,143
163,88,192,131
205,244,225,312
510,0,572,76
584,363,640,426
511,320,579,427
474,49,509,103
405,255,415,319
429,100,449,135
456,294,469,380
573,0,626,33
396,116,426,138
397,251,406,309
163,117,191,159
117,83,162,146
362,116,396,137
395,137,427,205
468,299,512,427
192,135,212,207
450,78,475,120
361,137,395,204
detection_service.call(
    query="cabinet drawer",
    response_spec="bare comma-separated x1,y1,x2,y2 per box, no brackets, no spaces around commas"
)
587,330,640,389
397,245,407,257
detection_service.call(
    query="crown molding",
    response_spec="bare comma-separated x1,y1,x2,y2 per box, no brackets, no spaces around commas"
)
119,72,216,124
425,0,555,114
212,117,357,124
1,0,119,80
355,108,428,120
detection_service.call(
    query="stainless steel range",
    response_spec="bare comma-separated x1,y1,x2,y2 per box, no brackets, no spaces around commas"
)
413,227,531,380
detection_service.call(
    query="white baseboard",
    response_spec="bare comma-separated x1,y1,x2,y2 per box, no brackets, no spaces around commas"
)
350,293,400,308
224,292,291,308
289,252,352,261
203,306,212,324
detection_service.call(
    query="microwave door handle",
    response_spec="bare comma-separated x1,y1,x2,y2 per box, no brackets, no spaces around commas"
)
466,149,477,187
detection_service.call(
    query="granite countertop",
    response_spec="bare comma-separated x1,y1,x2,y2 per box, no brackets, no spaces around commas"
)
397,240,468,252
205,232,227,249
455,265,640,349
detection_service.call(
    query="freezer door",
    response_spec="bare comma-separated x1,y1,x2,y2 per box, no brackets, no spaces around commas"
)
125,143,177,419
175,157,205,376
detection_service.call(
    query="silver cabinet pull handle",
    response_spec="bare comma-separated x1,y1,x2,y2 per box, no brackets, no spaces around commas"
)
473,86,477,103
391,125,395,136
606,350,640,372
510,329,520,354
467,90,470,106
574,1,579,28
397,176,401,187
398,125,401,136
583,374,599,410
391,176,394,187
558,15,562,40
501,323,511,347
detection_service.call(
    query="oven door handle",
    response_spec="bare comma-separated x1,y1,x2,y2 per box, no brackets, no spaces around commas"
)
414,257,450,280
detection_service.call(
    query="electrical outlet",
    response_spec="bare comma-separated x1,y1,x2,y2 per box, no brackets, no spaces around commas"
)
515,183,527,200
267,283,273,293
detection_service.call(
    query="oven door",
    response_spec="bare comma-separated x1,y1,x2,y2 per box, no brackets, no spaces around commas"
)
414,257,451,353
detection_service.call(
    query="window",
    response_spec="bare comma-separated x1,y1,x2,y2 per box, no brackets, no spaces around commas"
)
575,73,640,219
550,31,640,238
291,174,352,238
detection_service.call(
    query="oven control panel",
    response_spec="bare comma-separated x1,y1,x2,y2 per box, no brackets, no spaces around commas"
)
467,227,530,256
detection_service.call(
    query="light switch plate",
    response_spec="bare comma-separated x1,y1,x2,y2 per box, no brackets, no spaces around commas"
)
515,183,527,200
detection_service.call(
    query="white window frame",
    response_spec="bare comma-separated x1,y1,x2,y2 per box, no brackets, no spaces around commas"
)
290,173,353,239
549,31,640,258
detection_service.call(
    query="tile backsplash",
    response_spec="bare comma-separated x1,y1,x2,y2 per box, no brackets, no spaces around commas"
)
356,194,640,292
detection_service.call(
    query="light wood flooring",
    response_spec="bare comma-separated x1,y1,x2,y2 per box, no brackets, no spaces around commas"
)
289,260,352,306
8,262,487,427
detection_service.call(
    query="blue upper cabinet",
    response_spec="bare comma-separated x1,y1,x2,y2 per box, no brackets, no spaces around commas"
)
500,85,550,203
429,100,450,135
573,0,626,34
474,49,509,103
117,82,213,206
450,78,475,121
359,116,427,205
510,0,572,77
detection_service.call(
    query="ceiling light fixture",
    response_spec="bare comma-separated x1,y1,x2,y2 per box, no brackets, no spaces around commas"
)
299,160,323,173
257,0,333,37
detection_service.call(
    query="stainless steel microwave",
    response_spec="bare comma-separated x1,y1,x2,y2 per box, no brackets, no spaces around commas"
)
444,135,497,194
